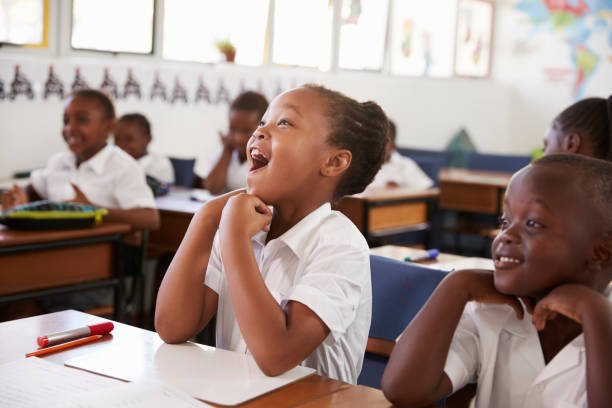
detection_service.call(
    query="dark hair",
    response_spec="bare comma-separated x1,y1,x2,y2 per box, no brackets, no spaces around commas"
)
71,89,115,120
551,96,612,161
118,113,152,138
388,119,397,142
533,154,612,229
230,91,269,119
303,84,389,202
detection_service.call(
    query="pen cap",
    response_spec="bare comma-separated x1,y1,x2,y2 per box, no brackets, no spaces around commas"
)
88,322,114,335
427,249,440,259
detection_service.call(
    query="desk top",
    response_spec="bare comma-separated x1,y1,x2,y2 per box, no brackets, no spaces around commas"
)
0,222,131,247
155,188,205,214
352,187,439,202
438,168,512,188
0,311,383,407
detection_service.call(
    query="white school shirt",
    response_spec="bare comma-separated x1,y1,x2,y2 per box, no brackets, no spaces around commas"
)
443,292,611,408
204,202,372,384
199,149,249,192
368,151,433,190
30,144,156,209
138,152,175,184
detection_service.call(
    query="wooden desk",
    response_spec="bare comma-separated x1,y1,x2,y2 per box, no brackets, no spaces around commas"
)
0,310,393,407
149,188,203,253
0,223,130,319
370,245,494,271
438,168,512,215
334,187,439,245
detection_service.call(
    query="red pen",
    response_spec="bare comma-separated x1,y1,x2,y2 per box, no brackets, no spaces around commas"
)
37,322,114,347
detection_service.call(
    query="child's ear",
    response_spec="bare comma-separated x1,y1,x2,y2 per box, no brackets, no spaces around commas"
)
321,149,352,178
562,133,581,153
589,234,612,281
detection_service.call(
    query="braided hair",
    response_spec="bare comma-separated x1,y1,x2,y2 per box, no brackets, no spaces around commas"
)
551,96,612,161
303,84,389,202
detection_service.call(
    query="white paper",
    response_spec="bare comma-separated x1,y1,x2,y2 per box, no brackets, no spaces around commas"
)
0,357,119,408
433,257,494,272
47,380,211,408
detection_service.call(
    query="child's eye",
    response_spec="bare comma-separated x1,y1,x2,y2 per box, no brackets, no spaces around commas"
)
525,219,543,229
258,120,266,127
498,216,509,229
278,119,292,127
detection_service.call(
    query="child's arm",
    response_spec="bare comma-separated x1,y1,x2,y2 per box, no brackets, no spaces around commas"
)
1,184,41,211
155,190,242,343
203,133,235,195
533,284,612,408
218,193,330,376
70,184,160,230
381,269,527,407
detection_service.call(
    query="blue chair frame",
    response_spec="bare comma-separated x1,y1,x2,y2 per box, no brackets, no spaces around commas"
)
169,157,196,188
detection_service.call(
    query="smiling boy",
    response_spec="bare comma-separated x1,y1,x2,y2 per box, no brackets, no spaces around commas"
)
382,154,612,408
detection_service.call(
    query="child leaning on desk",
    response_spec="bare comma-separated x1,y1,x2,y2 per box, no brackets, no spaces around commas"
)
382,154,612,408
155,85,389,384
1,89,159,230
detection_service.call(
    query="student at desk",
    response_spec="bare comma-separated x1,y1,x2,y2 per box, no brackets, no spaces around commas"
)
198,91,268,195
367,119,433,190
1,89,159,230
382,154,612,408
156,85,389,384
114,113,175,185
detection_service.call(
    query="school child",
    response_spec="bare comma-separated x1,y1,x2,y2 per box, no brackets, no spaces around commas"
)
155,85,389,384
114,113,175,185
543,95,612,160
1,89,159,231
367,120,433,190
381,154,612,408
198,91,268,194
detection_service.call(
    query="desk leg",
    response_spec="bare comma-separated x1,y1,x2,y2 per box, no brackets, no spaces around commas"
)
113,238,124,322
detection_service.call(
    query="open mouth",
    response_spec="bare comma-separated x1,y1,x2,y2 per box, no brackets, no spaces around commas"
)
249,147,269,172
494,255,523,268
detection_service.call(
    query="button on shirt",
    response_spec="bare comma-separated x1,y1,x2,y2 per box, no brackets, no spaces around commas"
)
204,203,372,384
30,144,156,209
442,293,611,408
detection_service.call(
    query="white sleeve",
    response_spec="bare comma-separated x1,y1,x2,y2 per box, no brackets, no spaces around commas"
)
399,156,434,190
287,243,369,343
443,303,480,393
29,167,49,199
113,163,156,209
204,232,223,293
147,155,175,184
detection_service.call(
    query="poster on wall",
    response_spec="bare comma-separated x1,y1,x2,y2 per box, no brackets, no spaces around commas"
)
454,0,494,78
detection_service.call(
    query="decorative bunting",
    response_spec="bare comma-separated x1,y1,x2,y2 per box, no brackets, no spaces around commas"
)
71,68,89,93
150,71,167,101
215,80,230,104
123,68,142,99
43,66,65,100
0,77,5,100
170,76,188,104
194,76,211,103
100,68,119,99
8,65,35,100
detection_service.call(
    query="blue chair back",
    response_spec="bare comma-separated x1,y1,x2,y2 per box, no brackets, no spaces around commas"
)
169,157,196,188
358,255,448,389
396,148,451,186
467,152,531,173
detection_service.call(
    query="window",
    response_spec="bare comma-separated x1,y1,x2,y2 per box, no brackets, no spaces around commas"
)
163,0,269,65
0,0,45,46
338,0,389,71
272,0,333,69
388,0,457,77
71,0,155,54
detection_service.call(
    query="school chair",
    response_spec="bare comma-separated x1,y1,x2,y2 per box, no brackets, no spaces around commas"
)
358,255,447,398
168,157,196,188
467,152,531,173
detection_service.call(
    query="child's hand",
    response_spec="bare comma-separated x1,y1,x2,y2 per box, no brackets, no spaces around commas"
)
219,131,235,151
532,284,603,331
454,269,531,319
219,193,272,241
1,185,28,211
200,189,245,228
69,184,93,206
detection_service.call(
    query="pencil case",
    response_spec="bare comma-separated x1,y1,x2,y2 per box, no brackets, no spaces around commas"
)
0,200,107,230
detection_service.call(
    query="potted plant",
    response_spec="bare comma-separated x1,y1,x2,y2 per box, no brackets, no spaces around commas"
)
215,39,236,63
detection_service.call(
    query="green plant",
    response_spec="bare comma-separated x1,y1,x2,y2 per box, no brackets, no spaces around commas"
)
214,39,236,53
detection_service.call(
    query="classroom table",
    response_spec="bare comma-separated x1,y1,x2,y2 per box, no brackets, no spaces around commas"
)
333,187,439,246
437,168,512,215
0,223,130,320
0,310,395,407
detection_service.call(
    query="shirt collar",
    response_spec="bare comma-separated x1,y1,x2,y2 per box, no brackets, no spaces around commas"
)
79,144,113,175
251,202,332,258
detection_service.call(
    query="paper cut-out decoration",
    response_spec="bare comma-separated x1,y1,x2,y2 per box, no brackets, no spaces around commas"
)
215,80,230,104
43,66,65,100
194,76,211,103
0,77,6,100
100,68,119,99
71,68,89,93
170,76,188,104
150,71,167,101
123,69,142,99
8,65,35,100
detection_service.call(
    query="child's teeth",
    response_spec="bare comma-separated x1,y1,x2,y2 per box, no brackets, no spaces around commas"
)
500,256,520,263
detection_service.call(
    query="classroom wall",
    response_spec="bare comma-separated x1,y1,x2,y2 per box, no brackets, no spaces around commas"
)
0,0,610,180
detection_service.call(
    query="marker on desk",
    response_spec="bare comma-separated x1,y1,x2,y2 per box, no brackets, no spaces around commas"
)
404,249,440,262
37,322,114,347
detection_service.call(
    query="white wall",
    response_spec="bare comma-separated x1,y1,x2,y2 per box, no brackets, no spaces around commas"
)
0,0,610,179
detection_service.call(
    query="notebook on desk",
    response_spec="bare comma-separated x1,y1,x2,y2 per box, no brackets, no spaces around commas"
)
65,341,315,406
